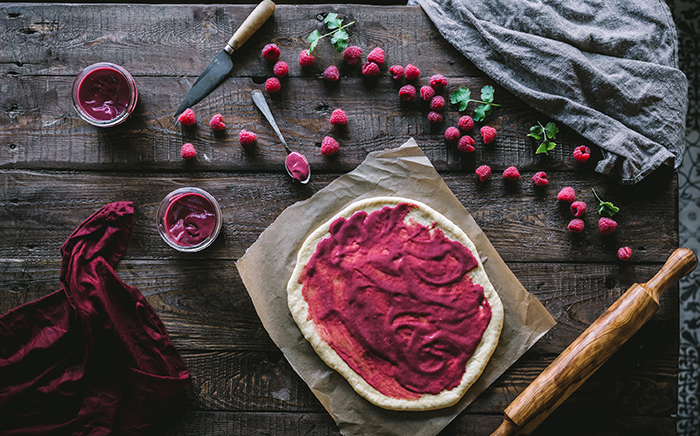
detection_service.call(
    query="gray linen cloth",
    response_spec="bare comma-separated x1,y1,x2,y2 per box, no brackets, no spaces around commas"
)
409,0,688,184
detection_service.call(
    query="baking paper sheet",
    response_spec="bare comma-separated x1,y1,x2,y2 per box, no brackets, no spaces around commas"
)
236,138,556,436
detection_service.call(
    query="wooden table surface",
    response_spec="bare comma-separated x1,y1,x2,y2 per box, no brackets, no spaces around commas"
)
0,3,680,435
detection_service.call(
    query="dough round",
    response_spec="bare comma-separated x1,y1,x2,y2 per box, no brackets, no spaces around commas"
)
288,197,503,410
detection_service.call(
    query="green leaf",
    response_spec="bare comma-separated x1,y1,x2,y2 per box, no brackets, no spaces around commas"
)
536,140,556,154
527,125,543,140
331,28,348,45
544,122,559,140
480,85,495,103
307,30,322,53
530,122,558,154
308,38,319,54
473,104,490,122
450,87,472,111
324,13,342,29
593,189,620,217
332,37,348,52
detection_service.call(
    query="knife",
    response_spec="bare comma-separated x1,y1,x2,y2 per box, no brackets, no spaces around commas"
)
174,0,276,117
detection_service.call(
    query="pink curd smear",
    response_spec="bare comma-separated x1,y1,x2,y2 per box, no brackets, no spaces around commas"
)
300,203,492,399
285,152,310,182
77,66,131,121
164,192,217,247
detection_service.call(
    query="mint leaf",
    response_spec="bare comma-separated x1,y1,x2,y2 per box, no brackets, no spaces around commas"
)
480,85,495,103
593,189,620,217
530,121,558,154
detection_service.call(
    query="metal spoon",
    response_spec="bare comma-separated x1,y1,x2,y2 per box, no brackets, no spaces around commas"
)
251,90,311,184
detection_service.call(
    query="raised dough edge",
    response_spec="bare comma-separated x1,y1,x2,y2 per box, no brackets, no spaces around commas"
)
287,196,504,411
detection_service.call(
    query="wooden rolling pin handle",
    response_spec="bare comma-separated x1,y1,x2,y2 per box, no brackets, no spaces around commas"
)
491,247,697,436
644,247,698,302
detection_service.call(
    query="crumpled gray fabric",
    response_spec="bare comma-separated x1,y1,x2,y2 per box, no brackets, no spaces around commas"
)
409,0,688,184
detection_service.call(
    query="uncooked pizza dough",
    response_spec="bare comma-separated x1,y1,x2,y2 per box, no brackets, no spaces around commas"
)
287,197,503,411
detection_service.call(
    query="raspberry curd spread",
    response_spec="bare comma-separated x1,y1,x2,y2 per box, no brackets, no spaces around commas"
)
164,192,217,247
77,66,131,121
300,203,492,399
285,152,310,182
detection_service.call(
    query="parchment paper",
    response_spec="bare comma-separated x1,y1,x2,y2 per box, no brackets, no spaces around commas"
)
236,138,556,436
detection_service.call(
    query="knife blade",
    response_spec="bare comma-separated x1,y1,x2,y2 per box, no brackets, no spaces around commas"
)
175,0,276,117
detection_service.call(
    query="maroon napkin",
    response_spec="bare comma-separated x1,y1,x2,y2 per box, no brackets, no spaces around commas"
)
0,202,189,435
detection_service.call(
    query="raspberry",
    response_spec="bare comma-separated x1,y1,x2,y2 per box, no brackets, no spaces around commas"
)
427,111,443,124
458,115,474,131
389,65,404,80
367,47,385,66
299,49,316,67
320,136,339,156
399,84,416,101
361,61,380,77
181,143,196,160
503,166,520,181
177,108,196,126
532,171,548,186
617,246,632,261
404,64,420,80
342,46,362,65
323,65,340,82
420,86,435,101
238,130,257,148
265,77,281,93
480,126,497,144
261,43,281,61
574,145,591,162
570,201,587,217
429,95,445,111
330,108,348,125
457,135,475,153
557,187,576,203
568,218,585,233
599,217,617,235
209,113,226,131
429,74,448,90
273,61,289,78
475,165,491,181
444,126,460,142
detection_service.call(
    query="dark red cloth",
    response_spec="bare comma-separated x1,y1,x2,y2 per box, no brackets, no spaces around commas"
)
0,202,189,435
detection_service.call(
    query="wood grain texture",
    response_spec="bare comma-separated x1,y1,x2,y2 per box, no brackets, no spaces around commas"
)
0,170,678,262
0,3,682,435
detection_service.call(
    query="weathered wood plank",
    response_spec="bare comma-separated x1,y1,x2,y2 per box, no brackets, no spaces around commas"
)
152,410,675,436
171,348,677,417
0,170,678,262
0,5,474,78
0,75,597,174
0,259,678,356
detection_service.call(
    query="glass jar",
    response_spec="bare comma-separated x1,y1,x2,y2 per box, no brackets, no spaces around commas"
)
72,62,138,127
156,187,222,252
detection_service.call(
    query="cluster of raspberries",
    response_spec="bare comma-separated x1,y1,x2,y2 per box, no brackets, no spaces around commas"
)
261,43,289,94
557,187,630,260
176,108,228,159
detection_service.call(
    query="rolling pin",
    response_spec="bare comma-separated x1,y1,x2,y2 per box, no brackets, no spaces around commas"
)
491,247,698,436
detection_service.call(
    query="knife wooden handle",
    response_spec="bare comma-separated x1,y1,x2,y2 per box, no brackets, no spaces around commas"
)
227,0,276,52
491,247,697,436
